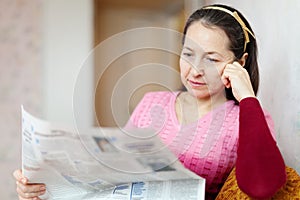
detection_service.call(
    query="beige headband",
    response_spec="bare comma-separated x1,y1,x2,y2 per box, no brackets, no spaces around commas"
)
203,6,256,52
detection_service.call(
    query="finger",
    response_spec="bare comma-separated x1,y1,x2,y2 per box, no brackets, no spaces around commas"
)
19,196,41,200
229,62,249,76
13,169,27,183
221,65,232,88
225,63,242,72
232,61,242,67
224,63,248,80
16,180,46,193
221,74,231,88
17,186,45,199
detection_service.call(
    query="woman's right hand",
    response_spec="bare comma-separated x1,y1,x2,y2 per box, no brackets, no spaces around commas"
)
13,169,46,200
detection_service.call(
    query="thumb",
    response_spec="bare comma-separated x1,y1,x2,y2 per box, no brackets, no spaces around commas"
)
221,73,231,88
13,169,27,184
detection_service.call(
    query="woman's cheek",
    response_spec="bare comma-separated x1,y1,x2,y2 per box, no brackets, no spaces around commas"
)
179,59,190,76
206,64,225,79
218,64,226,76
179,63,188,88
204,66,225,89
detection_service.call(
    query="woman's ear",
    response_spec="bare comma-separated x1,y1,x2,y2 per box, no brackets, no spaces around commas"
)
238,53,248,67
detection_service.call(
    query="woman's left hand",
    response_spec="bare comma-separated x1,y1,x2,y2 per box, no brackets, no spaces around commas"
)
221,61,255,102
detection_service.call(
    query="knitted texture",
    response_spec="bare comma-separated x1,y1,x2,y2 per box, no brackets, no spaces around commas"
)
216,166,300,199
237,97,286,198
125,92,275,197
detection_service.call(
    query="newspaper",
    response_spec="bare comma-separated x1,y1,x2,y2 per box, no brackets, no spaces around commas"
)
21,107,205,200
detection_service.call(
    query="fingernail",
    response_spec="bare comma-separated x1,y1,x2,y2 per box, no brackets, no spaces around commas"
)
33,197,39,200
21,178,27,184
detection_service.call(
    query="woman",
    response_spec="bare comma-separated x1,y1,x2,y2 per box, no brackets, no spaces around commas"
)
13,4,286,199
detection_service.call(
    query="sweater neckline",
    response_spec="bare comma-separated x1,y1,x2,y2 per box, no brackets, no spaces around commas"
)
170,91,236,127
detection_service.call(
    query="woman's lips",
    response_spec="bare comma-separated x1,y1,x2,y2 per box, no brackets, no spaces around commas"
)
188,79,206,88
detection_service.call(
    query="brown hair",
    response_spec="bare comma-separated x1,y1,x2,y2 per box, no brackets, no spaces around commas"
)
182,4,259,103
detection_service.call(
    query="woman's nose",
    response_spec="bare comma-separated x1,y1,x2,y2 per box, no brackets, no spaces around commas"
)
190,62,205,76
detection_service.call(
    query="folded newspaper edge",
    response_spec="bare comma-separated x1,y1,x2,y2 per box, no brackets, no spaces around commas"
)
21,106,205,200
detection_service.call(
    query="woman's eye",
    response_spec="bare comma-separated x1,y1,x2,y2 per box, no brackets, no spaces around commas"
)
206,57,219,62
183,52,192,57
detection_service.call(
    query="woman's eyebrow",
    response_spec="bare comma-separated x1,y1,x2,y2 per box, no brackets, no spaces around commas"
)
183,46,227,59
205,51,224,58
182,46,194,51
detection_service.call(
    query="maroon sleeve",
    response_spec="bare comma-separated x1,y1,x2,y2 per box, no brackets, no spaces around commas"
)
236,97,286,199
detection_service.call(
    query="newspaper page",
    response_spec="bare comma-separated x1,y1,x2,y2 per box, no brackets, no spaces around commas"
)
21,107,205,200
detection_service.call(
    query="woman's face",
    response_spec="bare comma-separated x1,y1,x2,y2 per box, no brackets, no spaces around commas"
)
180,21,235,100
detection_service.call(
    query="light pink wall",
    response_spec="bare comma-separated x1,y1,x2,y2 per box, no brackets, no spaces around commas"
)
0,0,42,199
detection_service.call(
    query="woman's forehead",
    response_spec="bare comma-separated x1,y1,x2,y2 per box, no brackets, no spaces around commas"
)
184,21,230,53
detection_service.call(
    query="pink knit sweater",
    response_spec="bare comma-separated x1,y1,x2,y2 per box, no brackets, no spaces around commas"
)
125,91,275,196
